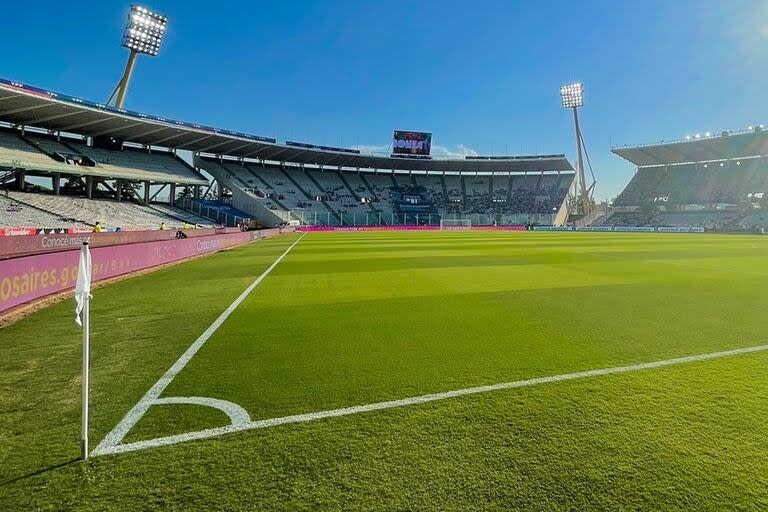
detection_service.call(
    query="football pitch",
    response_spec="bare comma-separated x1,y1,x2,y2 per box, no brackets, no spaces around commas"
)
2,231,768,510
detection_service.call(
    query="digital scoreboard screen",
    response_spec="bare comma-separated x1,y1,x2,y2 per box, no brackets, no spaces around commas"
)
392,130,432,157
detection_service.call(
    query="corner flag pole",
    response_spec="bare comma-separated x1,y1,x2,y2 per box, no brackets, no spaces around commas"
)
81,286,90,459
75,241,93,460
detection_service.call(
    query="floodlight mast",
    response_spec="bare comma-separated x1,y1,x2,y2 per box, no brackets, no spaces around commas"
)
110,50,139,109
107,5,168,109
560,82,595,215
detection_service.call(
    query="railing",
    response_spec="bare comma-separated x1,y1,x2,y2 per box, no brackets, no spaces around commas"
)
574,204,613,227
285,210,555,227
178,197,252,228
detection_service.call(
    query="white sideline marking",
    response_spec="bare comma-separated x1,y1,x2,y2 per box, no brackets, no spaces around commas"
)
92,233,306,457
94,342,768,456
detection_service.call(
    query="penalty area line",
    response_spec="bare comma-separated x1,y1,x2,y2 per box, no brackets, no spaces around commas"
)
95,342,768,456
92,233,306,456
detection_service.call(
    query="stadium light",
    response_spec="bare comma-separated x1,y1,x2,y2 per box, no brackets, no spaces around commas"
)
107,5,168,109
560,82,594,215
122,5,167,57
560,82,584,109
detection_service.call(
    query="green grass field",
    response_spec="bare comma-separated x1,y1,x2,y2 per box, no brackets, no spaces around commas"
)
2,231,768,510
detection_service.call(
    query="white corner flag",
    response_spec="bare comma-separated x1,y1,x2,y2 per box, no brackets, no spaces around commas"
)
75,242,92,460
75,242,92,327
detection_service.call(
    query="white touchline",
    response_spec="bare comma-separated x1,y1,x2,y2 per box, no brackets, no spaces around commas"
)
93,342,768,457
92,233,306,456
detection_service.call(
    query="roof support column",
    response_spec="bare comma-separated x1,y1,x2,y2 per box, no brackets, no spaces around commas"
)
116,179,123,202
144,181,151,204
86,176,93,199
53,173,61,196
15,170,26,191
170,183,177,206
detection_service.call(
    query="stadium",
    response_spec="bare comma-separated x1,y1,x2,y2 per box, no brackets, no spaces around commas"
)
2,3,768,511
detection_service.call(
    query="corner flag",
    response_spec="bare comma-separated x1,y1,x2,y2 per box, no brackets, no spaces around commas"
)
75,242,92,326
75,242,92,459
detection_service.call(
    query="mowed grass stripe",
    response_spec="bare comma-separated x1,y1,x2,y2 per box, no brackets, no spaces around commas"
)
135,232,768,441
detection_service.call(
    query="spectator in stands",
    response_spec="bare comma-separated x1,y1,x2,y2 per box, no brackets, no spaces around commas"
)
93,221,103,233
183,222,191,230
160,221,167,230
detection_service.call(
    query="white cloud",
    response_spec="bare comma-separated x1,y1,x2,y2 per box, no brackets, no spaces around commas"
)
352,144,390,155
431,144,479,158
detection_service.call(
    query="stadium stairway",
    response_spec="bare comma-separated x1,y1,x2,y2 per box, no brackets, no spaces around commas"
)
337,171,362,202
506,175,514,202
194,157,285,227
339,171,378,214
358,173,388,222
302,170,343,223
440,175,449,202
235,164,289,211
279,168,313,200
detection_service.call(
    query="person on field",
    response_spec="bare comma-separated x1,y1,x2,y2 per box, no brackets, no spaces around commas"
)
93,221,103,233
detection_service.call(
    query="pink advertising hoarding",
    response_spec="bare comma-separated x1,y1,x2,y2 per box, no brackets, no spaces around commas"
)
0,227,243,260
297,225,528,232
0,228,291,315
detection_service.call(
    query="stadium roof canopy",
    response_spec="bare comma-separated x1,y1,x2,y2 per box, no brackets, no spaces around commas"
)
0,78,574,174
612,129,768,167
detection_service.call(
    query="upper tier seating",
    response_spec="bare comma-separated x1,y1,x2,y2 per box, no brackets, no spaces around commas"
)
0,130,206,185
0,130,66,171
67,141,205,185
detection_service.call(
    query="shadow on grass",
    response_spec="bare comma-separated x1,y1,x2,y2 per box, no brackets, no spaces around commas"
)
0,458,80,487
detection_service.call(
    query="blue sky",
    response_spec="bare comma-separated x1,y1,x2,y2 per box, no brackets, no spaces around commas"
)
1,0,767,199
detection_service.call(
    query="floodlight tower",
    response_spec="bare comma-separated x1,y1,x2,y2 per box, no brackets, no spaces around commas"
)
107,5,168,109
560,82,595,215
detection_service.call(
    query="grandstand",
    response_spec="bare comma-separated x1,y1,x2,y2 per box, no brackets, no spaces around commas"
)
198,156,575,226
608,128,768,231
0,78,576,230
